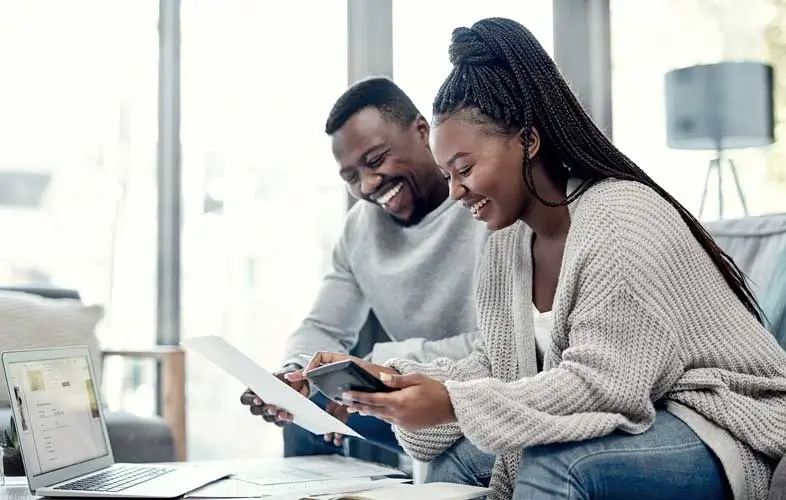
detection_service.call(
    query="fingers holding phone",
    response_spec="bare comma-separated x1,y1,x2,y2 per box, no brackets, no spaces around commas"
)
286,352,397,384
285,351,351,383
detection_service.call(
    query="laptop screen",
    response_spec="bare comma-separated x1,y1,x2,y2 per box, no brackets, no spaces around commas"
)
6,355,109,476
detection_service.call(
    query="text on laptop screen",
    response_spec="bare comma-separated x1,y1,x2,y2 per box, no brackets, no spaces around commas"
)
7,355,109,476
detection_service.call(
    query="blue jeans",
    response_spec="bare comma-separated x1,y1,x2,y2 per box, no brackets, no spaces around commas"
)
427,410,731,499
283,393,402,457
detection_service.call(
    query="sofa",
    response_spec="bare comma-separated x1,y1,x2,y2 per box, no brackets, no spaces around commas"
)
705,213,786,499
0,286,179,467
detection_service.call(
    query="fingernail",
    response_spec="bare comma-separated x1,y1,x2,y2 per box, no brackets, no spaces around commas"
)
264,408,275,416
341,392,351,400
323,435,331,442
253,398,261,405
283,373,294,380
347,407,357,414
380,373,391,382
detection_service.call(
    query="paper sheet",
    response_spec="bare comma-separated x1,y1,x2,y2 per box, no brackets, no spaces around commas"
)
310,483,491,500
184,467,408,498
232,456,405,485
182,336,361,438
185,478,271,498
254,478,408,497
180,456,406,486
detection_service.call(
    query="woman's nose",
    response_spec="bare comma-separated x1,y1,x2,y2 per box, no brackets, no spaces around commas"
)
449,179,467,201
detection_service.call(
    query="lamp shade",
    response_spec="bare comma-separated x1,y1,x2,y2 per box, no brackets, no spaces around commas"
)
664,61,775,150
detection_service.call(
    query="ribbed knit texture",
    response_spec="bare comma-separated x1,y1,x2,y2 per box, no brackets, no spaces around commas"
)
388,180,786,500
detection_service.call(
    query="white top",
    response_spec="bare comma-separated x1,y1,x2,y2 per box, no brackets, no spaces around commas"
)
532,305,553,363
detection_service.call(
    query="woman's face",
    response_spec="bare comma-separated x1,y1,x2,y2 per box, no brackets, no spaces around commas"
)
432,115,539,231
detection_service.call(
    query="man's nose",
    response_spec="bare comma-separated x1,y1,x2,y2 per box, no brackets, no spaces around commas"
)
360,172,383,196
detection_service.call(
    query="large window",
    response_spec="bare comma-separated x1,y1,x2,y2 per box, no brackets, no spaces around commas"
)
611,0,786,219
0,1,159,411
393,1,554,122
180,1,348,460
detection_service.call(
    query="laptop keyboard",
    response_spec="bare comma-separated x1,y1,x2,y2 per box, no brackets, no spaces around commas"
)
54,465,175,492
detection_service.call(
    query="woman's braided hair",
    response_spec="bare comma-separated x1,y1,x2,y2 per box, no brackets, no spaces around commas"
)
433,17,763,324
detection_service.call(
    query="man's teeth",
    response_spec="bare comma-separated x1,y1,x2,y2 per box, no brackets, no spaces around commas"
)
470,198,489,218
377,182,403,206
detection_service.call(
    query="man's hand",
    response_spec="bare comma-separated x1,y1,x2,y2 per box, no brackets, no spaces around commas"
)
322,401,350,447
343,373,455,431
239,364,308,426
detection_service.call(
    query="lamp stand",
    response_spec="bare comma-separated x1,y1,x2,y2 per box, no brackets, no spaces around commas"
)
698,150,749,219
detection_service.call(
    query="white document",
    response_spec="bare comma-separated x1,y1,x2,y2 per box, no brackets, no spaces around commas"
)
253,478,408,497
185,478,271,498
182,456,406,486
182,336,361,438
314,482,491,500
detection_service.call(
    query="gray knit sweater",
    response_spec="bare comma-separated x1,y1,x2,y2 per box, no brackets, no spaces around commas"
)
388,180,786,500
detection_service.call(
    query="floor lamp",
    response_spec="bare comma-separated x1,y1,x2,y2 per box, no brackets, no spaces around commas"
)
664,61,775,219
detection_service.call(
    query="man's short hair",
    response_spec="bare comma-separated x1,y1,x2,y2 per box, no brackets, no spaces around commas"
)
324,77,421,135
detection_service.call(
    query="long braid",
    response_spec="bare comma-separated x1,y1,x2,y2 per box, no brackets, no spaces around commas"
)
433,18,764,324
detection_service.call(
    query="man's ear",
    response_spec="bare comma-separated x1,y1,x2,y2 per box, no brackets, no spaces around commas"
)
413,115,431,145
520,126,541,159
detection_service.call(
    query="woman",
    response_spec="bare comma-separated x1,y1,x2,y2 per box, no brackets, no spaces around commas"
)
289,18,786,500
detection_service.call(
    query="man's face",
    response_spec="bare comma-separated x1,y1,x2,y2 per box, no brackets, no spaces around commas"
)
331,107,436,227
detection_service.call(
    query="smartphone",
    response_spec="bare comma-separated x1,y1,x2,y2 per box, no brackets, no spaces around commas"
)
304,359,397,404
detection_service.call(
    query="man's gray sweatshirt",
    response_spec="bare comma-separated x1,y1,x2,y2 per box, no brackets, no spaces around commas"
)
283,196,489,366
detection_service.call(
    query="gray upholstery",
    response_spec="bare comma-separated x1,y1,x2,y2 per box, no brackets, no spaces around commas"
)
103,411,176,463
0,408,175,465
704,213,786,298
705,213,786,497
770,455,786,500
0,286,176,467
0,408,176,463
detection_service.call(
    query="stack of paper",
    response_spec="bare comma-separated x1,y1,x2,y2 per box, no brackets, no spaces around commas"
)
300,482,491,500
186,477,409,499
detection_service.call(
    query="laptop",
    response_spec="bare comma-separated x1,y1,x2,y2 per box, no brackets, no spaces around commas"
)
1,346,229,498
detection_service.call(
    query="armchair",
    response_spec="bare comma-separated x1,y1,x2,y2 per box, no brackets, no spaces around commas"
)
0,286,185,463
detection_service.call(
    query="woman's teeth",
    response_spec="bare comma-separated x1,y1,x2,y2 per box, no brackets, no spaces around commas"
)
470,197,489,218
376,182,403,207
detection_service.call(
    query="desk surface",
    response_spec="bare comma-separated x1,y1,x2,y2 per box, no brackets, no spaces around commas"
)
0,455,407,500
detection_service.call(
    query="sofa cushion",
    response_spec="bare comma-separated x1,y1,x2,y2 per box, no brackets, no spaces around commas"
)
770,455,786,500
0,408,176,468
761,244,786,348
705,213,786,298
105,411,176,463
0,290,103,406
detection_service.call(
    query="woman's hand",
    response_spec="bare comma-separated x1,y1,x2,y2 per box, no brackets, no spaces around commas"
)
284,351,399,442
343,373,456,431
284,352,398,384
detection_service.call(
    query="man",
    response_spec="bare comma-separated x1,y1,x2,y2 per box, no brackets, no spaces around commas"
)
240,77,488,457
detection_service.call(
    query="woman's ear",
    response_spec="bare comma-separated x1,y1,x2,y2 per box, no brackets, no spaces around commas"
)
521,126,541,159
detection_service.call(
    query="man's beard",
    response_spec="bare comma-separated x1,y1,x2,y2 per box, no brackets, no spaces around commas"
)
387,198,428,228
